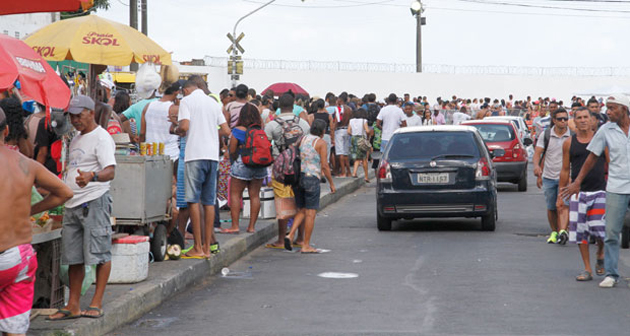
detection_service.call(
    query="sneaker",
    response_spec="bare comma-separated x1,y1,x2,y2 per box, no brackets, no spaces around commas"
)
547,231,558,244
599,276,618,288
558,230,568,245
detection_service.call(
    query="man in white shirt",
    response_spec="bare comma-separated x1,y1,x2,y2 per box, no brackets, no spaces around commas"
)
403,102,422,127
376,93,407,150
175,81,231,258
452,107,472,125
49,95,117,320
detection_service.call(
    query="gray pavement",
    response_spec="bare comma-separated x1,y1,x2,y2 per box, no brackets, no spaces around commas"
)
29,172,369,336
110,168,630,336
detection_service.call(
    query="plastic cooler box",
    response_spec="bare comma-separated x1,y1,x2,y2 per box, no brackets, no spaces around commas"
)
243,187,275,219
109,235,149,283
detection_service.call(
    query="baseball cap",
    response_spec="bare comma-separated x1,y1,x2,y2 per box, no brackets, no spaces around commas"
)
100,78,115,90
67,95,95,114
606,93,630,110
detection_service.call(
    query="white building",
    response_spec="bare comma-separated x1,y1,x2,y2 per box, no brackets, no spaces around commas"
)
0,12,60,40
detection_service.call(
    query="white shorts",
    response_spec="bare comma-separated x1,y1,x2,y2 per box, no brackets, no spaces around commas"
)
335,129,350,156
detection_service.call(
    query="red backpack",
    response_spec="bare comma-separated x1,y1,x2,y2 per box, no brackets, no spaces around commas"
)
240,124,274,168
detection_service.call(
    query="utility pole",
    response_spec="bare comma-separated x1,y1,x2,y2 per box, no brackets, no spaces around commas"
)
130,0,138,71
141,0,148,36
410,1,426,73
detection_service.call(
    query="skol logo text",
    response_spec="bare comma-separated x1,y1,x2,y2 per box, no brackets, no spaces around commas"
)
32,46,56,57
82,32,120,46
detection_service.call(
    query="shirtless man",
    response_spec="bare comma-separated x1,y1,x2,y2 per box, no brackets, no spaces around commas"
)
0,107,74,336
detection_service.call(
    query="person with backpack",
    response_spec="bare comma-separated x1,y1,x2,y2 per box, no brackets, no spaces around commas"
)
284,119,336,253
264,93,310,249
533,108,572,244
220,104,272,234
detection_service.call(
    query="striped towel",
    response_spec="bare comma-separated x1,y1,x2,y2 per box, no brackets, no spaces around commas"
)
176,137,187,209
569,190,606,244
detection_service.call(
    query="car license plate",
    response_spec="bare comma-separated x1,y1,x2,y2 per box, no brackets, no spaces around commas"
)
416,173,449,184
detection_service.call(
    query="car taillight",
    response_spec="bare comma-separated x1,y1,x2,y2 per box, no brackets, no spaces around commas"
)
475,158,491,180
513,143,521,158
378,160,392,182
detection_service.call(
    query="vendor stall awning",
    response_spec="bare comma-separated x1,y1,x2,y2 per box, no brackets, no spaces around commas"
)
111,72,136,83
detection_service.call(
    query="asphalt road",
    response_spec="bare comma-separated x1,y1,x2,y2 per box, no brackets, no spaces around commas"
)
111,169,630,336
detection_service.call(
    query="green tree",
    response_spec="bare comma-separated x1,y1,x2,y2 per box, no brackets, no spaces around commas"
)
61,0,110,20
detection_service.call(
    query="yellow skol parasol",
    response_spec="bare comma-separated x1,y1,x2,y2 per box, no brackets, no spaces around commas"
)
24,14,171,66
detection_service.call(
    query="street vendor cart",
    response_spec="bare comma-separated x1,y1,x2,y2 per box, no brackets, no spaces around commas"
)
110,154,173,261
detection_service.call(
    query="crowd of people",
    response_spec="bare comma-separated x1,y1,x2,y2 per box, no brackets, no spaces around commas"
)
2,61,629,335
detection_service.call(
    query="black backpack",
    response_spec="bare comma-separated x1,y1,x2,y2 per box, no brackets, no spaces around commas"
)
366,103,380,126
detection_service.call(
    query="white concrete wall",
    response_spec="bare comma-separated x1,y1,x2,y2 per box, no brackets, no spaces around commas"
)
0,13,59,40
176,62,630,103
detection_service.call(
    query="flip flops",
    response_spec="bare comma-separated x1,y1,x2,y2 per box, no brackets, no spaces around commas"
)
81,306,104,319
46,309,81,321
284,236,293,251
219,228,240,234
576,271,593,281
301,248,330,254
181,254,205,260
265,243,285,249
596,259,605,276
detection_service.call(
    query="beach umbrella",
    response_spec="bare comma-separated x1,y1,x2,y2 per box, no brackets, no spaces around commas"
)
24,14,172,66
0,34,71,110
0,0,92,15
262,82,309,97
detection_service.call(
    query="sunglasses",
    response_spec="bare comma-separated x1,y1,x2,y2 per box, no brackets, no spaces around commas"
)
555,117,568,121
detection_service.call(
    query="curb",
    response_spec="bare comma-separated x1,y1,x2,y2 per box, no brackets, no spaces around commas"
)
33,173,371,336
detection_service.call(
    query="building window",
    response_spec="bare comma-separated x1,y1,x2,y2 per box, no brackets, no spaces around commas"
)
15,31,20,39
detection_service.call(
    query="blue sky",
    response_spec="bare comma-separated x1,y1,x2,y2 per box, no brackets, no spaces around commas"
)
98,0,630,68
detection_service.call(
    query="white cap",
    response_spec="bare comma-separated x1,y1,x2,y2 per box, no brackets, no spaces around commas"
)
606,93,630,110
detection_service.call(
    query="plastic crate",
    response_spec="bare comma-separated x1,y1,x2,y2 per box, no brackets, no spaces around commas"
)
33,237,64,308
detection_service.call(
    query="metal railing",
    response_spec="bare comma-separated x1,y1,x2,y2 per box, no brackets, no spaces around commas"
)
203,56,630,77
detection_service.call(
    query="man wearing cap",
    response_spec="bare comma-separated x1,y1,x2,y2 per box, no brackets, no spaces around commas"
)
48,95,117,320
0,107,73,335
562,93,630,288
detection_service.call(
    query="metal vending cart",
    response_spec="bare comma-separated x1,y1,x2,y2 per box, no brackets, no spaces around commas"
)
110,154,173,261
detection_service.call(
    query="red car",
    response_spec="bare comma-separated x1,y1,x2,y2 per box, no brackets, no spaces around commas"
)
461,120,533,192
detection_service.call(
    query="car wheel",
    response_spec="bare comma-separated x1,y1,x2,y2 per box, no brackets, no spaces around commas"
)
517,171,527,192
377,211,392,231
622,226,630,249
481,204,497,231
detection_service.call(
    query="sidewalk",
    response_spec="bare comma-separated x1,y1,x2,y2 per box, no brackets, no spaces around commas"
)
29,171,372,336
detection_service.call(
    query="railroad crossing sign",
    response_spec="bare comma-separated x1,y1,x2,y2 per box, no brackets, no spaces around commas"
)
227,32,245,54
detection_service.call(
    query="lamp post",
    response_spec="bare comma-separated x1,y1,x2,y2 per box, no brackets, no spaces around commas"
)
228,0,276,86
410,1,425,73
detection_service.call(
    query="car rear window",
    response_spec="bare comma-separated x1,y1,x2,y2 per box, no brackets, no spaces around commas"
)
468,124,515,142
387,131,481,160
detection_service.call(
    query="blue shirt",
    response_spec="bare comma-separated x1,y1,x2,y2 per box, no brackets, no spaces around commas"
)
587,122,630,194
275,105,303,117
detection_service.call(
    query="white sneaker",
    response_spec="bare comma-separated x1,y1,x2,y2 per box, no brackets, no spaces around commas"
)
599,276,618,288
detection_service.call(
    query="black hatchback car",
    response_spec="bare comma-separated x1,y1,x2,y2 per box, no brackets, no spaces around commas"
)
374,126,503,231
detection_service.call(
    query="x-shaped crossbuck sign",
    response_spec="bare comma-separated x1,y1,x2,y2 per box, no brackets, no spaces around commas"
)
227,32,245,54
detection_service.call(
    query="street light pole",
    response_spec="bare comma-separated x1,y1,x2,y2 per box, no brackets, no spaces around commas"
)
230,0,276,86
416,11,421,73
410,1,424,73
